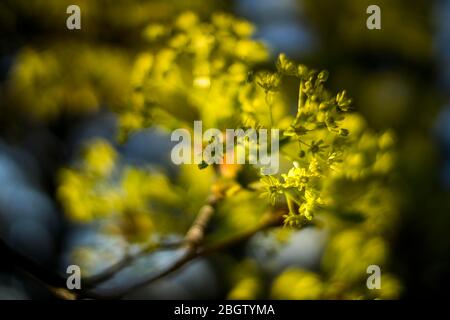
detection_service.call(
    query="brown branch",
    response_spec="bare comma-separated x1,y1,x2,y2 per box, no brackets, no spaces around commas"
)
88,209,284,299
0,188,286,300
81,238,183,288
80,190,223,291
0,233,184,299
197,212,284,256
184,193,221,246
86,190,224,299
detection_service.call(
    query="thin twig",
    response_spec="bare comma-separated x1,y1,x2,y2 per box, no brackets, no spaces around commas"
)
196,212,284,256
87,190,224,299
88,210,284,299
0,190,285,300
82,238,184,288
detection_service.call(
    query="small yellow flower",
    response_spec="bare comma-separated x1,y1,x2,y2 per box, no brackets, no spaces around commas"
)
260,176,283,205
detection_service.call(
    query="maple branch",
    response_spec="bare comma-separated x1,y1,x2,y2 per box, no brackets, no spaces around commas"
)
0,190,285,300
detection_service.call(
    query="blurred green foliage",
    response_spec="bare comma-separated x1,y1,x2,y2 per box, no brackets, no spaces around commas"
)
54,11,400,299
0,0,446,300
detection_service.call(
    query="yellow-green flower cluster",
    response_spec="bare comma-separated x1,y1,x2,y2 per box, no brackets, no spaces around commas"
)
255,54,357,225
6,45,131,120
57,140,120,222
118,11,283,141
271,268,324,300
57,139,184,240
227,260,262,300
255,53,398,228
